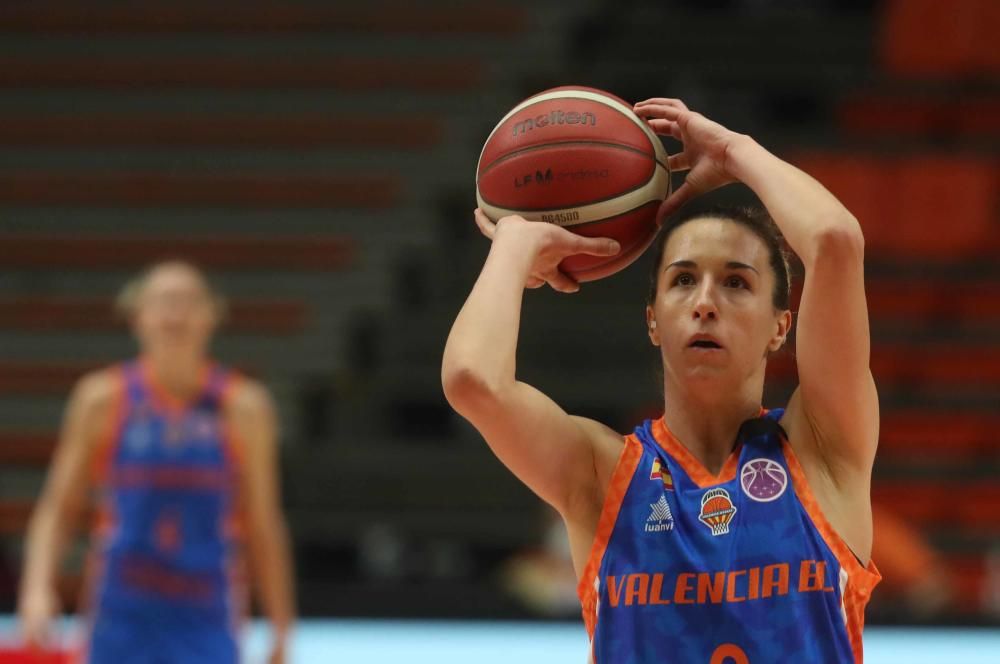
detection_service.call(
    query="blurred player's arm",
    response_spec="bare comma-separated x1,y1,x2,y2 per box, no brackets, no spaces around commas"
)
442,211,623,522
19,369,118,646
726,136,879,476
227,380,295,662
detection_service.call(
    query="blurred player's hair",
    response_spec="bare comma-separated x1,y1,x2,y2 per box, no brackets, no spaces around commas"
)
115,259,229,323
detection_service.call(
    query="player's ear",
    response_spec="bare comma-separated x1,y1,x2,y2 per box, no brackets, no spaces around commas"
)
767,309,792,352
646,306,660,347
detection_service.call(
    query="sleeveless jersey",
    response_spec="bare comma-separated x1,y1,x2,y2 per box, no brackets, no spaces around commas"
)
83,360,246,658
578,410,880,664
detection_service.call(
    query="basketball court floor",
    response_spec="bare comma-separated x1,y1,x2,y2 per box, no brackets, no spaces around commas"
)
2,617,998,663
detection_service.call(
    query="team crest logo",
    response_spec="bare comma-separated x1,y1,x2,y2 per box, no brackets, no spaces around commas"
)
649,458,675,491
698,488,737,536
740,457,788,502
645,495,674,533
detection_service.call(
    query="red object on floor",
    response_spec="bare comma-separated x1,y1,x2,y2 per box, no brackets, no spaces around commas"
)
0,648,73,664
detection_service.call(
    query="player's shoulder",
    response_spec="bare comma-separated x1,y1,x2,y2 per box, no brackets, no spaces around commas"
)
222,372,274,418
71,365,125,412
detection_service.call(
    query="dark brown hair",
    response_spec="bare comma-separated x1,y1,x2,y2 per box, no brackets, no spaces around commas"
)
646,204,792,310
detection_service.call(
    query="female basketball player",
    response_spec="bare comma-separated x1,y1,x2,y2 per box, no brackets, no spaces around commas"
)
443,98,880,662
18,261,295,664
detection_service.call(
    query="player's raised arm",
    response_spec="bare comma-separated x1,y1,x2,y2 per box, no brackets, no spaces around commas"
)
727,135,878,474
18,369,119,648
442,211,622,519
636,97,878,478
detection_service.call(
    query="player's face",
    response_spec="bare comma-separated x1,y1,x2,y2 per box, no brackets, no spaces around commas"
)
133,264,218,358
647,218,788,389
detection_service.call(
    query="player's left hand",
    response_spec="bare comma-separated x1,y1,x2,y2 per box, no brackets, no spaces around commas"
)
633,98,745,221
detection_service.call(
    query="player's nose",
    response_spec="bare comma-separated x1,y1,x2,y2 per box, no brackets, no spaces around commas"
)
692,283,719,320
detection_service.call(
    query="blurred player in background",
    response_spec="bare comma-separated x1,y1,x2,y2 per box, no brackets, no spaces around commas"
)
444,98,881,662
17,261,295,664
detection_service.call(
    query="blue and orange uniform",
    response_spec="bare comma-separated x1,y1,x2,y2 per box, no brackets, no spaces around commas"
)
81,359,246,664
579,409,880,663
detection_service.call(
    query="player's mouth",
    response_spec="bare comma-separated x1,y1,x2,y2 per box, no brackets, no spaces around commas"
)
687,334,724,351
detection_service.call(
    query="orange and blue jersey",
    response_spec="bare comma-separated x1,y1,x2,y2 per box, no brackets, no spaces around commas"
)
578,409,881,664
82,359,246,664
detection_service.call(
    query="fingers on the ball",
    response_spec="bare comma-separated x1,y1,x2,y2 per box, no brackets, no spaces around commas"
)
645,118,670,135
634,100,689,118
576,235,621,257
473,208,496,238
526,277,545,289
648,119,683,140
668,152,691,172
635,98,688,110
636,106,683,122
547,270,580,293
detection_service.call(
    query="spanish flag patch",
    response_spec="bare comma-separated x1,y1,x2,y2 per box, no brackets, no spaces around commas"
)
649,458,675,491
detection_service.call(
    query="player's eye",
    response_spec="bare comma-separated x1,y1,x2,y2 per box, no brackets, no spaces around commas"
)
673,273,695,287
724,275,748,289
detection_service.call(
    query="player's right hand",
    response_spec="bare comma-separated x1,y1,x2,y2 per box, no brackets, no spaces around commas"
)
17,586,59,650
473,208,620,293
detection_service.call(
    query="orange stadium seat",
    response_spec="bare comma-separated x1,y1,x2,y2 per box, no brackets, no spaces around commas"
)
957,98,1000,135
0,55,484,91
0,362,101,395
0,172,398,209
785,154,888,238
768,345,1000,387
879,411,1000,458
0,233,355,270
0,113,443,150
0,361,263,395
0,431,56,466
881,0,1000,77
872,480,1000,533
871,503,949,598
0,498,95,535
947,554,990,614
0,499,36,536
790,278,1000,323
790,153,998,259
863,279,1000,322
0,361,260,395
839,94,1000,139
0,296,309,334
871,346,1000,386
0,2,525,35
893,155,996,258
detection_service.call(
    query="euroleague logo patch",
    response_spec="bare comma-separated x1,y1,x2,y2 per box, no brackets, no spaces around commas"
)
740,457,788,502
698,488,737,536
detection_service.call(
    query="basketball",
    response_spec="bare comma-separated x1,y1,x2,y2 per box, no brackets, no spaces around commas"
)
476,86,671,282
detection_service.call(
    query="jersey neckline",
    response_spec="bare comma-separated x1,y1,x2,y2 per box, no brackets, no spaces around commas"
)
650,408,767,488
139,356,215,415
